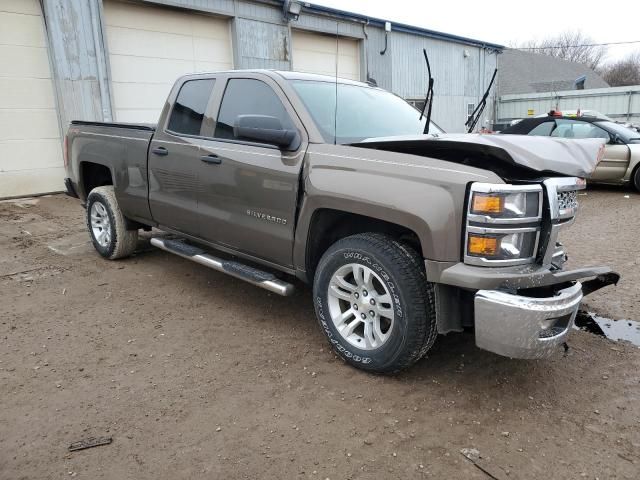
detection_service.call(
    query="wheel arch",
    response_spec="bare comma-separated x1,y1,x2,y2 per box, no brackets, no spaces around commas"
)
304,208,424,279
79,161,115,200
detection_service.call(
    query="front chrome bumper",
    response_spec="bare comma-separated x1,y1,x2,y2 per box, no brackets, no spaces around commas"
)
474,282,583,359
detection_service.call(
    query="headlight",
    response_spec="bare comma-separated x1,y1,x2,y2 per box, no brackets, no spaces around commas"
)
468,184,542,223
467,228,539,260
465,183,542,266
470,191,541,219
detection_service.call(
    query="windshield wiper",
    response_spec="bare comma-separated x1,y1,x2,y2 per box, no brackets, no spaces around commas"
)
465,68,498,133
419,48,435,135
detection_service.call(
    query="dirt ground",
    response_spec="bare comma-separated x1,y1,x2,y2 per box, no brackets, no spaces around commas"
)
1,188,639,480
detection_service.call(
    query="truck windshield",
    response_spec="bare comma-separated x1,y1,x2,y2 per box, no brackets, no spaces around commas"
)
290,80,443,144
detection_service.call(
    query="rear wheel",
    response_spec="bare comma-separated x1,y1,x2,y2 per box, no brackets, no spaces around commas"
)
86,186,138,259
313,233,437,374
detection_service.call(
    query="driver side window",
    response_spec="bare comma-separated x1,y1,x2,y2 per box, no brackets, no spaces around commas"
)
214,79,294,141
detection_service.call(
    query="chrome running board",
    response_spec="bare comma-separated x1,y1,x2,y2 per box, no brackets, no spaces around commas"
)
150,237,295,297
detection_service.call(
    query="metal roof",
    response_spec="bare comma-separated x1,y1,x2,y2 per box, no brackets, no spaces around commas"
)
498,49,609,95
301,2,504,50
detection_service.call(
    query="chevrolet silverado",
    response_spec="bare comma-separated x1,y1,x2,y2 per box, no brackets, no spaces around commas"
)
63,70,619,373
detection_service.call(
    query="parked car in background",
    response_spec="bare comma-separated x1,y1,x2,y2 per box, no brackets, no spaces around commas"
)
502,114,640,191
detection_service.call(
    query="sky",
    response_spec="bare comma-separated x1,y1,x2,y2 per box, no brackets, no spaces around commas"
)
308,0,640,63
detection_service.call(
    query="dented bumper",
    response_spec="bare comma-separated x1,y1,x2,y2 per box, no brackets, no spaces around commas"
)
473,270,619,359
474,282,582,359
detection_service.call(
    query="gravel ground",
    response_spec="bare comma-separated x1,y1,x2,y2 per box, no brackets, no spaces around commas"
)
1,188,639,480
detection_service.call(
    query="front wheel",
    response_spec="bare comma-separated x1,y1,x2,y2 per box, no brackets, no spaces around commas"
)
313,233,437,374
86,186,138,260
632,165,640,192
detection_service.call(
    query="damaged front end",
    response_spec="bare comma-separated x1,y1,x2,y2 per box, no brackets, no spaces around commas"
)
353,135,618,359
462,176,619,358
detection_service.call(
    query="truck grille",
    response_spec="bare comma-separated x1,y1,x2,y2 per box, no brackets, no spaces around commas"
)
557,190,578,212
541,177,586,266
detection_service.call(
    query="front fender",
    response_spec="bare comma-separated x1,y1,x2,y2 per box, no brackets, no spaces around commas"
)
293,144,501,271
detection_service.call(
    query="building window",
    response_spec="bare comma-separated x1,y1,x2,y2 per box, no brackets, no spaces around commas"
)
467,103,476,119
406,99,426,112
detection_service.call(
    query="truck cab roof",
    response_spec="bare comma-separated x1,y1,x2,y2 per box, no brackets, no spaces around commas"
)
180,69,373,87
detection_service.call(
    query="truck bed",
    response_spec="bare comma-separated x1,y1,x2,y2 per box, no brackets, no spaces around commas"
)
67,120,156,221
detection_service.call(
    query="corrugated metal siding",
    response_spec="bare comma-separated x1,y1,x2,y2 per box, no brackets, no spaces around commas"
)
40,0,500,135
41,0,108,126
498,86,640,123
364,27,391,91
389,31,498,132
235,0,281,22
295,12,364,39
235,18,289,69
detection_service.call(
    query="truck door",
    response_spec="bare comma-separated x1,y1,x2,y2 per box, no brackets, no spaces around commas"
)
197,75,307,268
148,78,215,235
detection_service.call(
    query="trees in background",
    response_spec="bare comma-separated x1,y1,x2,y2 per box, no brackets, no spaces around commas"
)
601,53,640,87
516,31,607,71
514,30,640,87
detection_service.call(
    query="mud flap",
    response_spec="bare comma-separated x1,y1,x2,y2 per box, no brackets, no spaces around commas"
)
581,272,620,297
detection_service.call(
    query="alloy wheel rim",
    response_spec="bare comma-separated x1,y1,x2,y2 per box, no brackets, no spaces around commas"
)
327,263,395,350
90,201,112,248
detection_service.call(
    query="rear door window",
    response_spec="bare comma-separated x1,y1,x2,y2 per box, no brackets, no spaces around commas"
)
167,79,215,136
214,79,294,141
527,121,555,136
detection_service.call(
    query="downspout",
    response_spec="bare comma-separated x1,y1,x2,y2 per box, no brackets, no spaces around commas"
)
88,0,112,121
363,20,376,85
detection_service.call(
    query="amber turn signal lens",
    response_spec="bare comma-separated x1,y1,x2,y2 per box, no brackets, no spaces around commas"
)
471,193,504,214
468,235,499,256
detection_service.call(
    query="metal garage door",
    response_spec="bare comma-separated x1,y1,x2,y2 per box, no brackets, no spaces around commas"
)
291,30,360,81
0,0,63,198
104,0,232,123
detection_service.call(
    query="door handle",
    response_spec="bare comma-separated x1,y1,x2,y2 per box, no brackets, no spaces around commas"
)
152,146,168,156
200,154,221,165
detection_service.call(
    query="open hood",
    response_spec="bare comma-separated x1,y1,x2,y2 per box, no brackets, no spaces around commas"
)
354,134,606,180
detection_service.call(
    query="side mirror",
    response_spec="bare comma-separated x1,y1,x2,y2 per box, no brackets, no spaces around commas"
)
233,115,298,148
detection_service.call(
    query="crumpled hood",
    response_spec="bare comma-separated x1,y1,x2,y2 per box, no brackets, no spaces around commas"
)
356,134,606,178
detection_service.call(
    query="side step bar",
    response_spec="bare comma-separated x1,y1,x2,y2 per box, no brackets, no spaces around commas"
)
150,237,295,296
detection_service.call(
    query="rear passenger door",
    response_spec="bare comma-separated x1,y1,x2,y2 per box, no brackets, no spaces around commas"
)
148,77,215,235
197,74,307,268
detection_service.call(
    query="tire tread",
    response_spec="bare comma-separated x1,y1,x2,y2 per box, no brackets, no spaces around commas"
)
314,232,438,374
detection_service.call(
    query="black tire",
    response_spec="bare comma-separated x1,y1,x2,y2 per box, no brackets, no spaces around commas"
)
313,233,437,374
632,165,640,192
86,186,138,260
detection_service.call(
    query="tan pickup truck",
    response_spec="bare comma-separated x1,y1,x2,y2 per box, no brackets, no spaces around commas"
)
63,70,618,373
